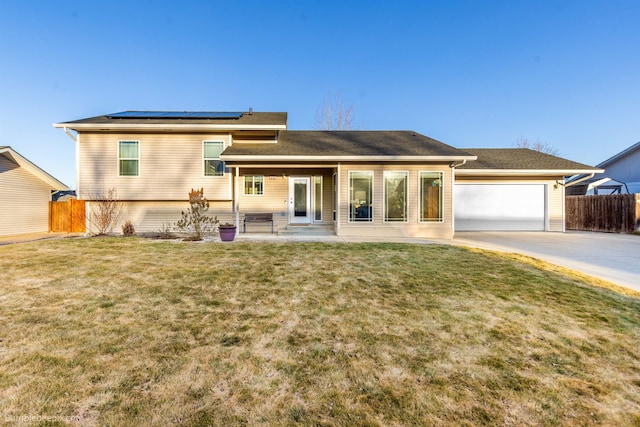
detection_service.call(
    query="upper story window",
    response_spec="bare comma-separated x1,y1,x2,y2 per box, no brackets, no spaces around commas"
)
244,176,264,195
203,141,225,176
119,141,139,176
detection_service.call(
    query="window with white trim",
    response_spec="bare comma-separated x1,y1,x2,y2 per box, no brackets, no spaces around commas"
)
119,141,139,176
419,171,443,222
349,171,373,222
203,141,225,176
384,171,408,222
243,176,264,195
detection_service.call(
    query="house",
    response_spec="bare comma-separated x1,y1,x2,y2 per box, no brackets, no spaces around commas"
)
566,141,640,195
0,146,69,236
53,110,601,238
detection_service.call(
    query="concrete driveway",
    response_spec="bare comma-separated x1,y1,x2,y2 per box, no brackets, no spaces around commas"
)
453,231,640,292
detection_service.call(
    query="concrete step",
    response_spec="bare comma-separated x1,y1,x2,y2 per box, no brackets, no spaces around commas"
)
277,224,336,236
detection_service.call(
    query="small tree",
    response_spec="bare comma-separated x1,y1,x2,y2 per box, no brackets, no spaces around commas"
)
315,92,355,130
175,188,219,241
515,137,560,156
88,188,122,235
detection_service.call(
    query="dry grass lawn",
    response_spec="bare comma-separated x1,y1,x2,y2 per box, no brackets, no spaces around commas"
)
1,237,639,426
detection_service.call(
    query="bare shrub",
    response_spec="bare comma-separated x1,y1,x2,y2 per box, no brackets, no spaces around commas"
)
175,188,219,241
88,188,122,235
122,220,136,236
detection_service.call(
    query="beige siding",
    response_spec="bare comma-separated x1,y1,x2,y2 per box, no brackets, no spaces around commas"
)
454,176,565,232
237,174,289,231
0,156,52,235
86,200,234,234
338,163,454,239
548,179,565,231
78,132,232,201
319,174,333,224
235,172,334,232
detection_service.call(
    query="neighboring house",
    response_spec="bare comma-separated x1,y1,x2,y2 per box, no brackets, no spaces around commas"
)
0,146,69,236
567,141,640,195
595,141,640,193
53,111,601,237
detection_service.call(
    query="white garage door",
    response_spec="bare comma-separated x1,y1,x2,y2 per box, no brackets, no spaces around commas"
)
455,184,546,231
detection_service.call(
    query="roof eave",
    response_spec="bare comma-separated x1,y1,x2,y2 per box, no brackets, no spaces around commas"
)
456,168,605,176
597,141,640,168
53,123,287,131
0,147,69,189
220,155,478,162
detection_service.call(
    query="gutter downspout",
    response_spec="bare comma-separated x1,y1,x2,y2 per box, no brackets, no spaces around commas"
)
449,160,466,237
560,172,595,188
63,127,81,199
63,127,78,143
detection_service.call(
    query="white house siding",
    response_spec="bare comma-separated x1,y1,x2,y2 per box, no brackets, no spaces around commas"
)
338,163,453,239
78,132,232,201
454,177,564,232
0,155,52,235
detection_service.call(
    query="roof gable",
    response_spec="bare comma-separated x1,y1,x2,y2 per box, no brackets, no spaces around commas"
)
597,141,640,168
0,146,68,189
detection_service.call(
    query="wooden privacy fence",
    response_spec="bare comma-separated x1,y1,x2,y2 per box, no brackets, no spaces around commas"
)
49,199,86,233
566,194,640,233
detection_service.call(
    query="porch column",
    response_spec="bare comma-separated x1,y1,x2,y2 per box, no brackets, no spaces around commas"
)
235,167,240,235
336,163,341,231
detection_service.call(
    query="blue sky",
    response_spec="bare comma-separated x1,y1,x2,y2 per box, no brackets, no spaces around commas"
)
1,0,639,188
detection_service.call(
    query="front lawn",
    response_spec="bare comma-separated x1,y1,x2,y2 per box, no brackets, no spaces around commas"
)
1,238,639,426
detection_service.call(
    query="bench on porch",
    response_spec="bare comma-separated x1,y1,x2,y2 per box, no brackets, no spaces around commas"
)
243,213,274,233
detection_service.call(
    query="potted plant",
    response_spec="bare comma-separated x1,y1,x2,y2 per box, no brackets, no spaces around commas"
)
218,223,237,242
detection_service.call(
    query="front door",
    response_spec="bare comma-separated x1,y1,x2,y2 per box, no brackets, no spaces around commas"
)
289,177,311,224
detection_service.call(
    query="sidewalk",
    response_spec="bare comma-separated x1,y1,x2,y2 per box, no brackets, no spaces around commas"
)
0,232,83,246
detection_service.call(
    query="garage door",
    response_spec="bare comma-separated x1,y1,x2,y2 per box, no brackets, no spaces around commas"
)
455,184,546,231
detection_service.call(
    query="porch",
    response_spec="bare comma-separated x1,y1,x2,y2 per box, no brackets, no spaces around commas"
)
228,165,337,234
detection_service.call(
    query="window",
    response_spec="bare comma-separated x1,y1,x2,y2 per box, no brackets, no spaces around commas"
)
203,141,225,176
384,171,408,222
314,176,323,221
119,141,139,176
349,171,373,222
244,176,264,195
419,171,443,222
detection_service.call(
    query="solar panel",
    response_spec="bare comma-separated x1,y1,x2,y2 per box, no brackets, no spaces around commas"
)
107,111,244,119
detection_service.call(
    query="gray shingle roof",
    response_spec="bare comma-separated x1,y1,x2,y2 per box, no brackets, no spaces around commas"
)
597,141,640,168
222,131,474,159
56,111,287,127
457,148,601,171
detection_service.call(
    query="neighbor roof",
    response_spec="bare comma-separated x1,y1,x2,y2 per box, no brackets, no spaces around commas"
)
457,148,603,175
221,131,476,161
53,111,288,131
597,141,640,168
0,146,68,189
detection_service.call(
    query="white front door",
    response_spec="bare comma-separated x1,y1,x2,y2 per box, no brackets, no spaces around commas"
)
289,177,311,224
